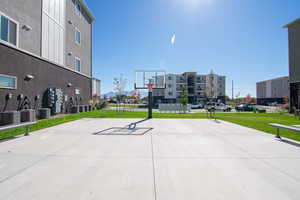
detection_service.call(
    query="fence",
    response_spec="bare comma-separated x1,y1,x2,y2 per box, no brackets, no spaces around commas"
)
158,104,191,113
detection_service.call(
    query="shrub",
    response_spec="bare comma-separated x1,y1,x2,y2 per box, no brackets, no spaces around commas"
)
93,101,108,110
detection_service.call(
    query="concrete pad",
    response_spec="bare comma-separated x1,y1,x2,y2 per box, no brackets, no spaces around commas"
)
0,156,154,200
0,118,300,200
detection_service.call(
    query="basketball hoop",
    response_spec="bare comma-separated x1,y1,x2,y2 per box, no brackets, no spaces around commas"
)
134,70,166,90
134,70,166,119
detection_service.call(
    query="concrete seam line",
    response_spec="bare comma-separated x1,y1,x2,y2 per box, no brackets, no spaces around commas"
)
208,123,300,183
150,133,158,200
0,136,85,185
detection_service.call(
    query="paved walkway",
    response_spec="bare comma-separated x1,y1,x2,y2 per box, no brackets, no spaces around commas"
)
0,119,300,200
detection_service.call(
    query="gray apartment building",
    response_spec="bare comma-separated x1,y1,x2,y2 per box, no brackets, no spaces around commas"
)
0,0,95,113
256,76,289,105
153,72,226,105
285,18,300,111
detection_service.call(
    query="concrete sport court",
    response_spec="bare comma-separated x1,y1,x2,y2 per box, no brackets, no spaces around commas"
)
0,118,300,200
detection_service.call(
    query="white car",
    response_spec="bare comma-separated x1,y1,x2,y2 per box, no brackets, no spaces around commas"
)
191,104,203,109
215,103,232,112
205,103,231,112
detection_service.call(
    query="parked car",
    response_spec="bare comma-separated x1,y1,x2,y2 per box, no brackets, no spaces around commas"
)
268,102,278,106
191,104,204,109
205,103,231,112
205,102,216,110
215,103,232,112
235,103,254,112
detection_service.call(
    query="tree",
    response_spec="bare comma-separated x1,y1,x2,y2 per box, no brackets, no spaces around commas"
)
245,94,252,103
245,94,256,103
282,94,290,111
180,85,188,113
113,74,127,112
205,70,216,101
283,94,289,105
115,94,127,103
113,74,127,103
225,95,231,102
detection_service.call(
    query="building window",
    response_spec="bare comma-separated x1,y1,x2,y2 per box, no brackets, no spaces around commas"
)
75,28,81,44
75,57,81,72
0,74,17,89
75,1,81,16
0,14,18,46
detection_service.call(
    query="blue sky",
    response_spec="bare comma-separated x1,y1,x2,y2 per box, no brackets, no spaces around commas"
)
86,0,299,97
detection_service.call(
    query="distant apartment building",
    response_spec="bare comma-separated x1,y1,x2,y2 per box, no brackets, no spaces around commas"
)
284,18,300,111
92,78,101,98
0,0,97,113
153,72,226,105
256,76,289,105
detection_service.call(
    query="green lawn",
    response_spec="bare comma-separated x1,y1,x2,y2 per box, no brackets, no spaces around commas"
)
1,110,299,142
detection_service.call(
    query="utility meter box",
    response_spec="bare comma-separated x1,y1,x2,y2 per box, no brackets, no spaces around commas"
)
46,88,64,115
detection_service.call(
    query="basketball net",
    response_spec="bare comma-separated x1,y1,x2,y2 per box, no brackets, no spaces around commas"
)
146,83,154,89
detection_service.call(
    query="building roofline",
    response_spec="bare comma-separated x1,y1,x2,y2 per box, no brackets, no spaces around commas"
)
79,0,96,22
256,76,289,84
92,77,101,81
165,72,226,77
283,18,300,28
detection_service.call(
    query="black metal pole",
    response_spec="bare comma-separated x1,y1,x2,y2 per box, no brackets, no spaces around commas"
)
148,89,153,119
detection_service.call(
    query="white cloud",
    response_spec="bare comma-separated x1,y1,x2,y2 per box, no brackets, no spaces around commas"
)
171,34,176,45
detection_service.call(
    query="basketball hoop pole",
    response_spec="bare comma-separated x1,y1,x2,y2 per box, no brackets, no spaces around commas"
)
146,83,154,119
148,87,153,119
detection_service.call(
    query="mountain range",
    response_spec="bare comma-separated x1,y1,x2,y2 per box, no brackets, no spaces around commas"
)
102,90,147,98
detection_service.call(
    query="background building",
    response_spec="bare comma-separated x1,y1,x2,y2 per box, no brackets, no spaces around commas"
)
256,76,289,105
153,72,226,105
92,78,101,98
0,0,96,113
285,18,300,111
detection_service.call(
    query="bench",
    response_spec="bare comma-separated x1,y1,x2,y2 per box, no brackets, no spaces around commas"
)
0,121,37,136
269,123,300,139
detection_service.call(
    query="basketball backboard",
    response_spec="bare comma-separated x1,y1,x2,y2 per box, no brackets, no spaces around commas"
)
134,70,166,89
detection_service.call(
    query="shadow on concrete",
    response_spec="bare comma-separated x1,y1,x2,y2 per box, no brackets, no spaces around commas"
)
213,119,221,124
0,136,19,143
93,118,153,136
93,127,153,136
278,139,300,148
208,118,221,124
